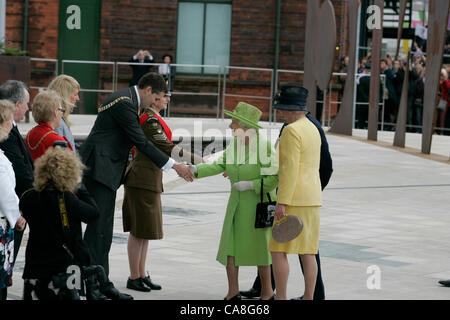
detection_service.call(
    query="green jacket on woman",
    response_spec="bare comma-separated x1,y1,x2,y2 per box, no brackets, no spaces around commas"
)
196,133,278,266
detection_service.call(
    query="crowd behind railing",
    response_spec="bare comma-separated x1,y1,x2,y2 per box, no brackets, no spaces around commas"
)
26,45,450,134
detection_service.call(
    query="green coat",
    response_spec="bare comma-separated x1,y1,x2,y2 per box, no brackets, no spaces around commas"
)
196,133,278,267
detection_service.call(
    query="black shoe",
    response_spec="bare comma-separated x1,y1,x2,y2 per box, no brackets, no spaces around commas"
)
291,295,303,300
259,294,275,300
239,288,260,299
142,276,161,290
103,285,134,300
438,280,450,287
224,294,242,301
127,278,151,292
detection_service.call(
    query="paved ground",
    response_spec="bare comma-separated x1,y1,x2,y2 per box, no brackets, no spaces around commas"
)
7,116,450,300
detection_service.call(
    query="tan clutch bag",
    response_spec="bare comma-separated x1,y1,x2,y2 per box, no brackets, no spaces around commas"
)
272,215,303,243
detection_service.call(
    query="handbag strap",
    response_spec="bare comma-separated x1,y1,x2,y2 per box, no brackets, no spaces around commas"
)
57,192,75,261
260,178,272,203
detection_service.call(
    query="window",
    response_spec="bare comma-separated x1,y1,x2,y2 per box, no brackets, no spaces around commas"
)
176,0,232,74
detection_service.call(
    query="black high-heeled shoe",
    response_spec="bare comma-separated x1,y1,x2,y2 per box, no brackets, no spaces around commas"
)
259,294,275,301
224,293,242,301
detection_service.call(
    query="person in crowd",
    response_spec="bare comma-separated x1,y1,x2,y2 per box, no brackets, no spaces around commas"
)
123,90,203,292
190,102,278,301
356,64,371,129
158,54,175,92
337,56,349,111
412,65,425,133
240,86,333,301
129,50,154,87
0,80,33,263
270,86,322,300
393,59,404,105
48,75,80,151
433,69,450,135
0,99,26,300
380,58,399,131
26,90,73,161
19,147,100,300
406,59,420,132
79,72,194,300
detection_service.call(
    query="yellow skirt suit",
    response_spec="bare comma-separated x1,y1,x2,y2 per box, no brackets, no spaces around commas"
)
269,117,322,254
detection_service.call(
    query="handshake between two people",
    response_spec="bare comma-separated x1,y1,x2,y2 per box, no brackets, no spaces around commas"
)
172,155,209,182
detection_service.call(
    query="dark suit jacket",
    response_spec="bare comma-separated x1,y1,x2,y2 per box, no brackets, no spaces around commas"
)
280,114,333,190
0,125,34,197
129,56,154,87
79,87,170,191
306,114,333,190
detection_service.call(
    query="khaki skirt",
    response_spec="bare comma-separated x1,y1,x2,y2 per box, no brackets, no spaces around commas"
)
269,206,320,255
122,186,163,240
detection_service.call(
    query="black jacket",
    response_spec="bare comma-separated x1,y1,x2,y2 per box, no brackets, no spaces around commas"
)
20,186,99,280
280,114,333,190
0,125,34,197
306,114,333,190
79,87,170,191
129,56,154,87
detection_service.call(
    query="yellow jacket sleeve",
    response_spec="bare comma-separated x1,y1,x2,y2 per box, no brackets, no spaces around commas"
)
277,126,301,205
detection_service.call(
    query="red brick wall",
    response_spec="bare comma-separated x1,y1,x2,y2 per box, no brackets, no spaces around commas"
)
4,0,348,120
100,0,178,63
5,0,59,58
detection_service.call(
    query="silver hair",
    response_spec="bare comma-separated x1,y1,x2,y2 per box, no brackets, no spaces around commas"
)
0,80,28,104
238,121,252,129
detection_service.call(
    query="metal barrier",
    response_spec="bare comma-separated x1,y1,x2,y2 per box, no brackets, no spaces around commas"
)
222,66,274,121
27,57,449,134
115,62,222,118
61,59,115,94
29,58,58,92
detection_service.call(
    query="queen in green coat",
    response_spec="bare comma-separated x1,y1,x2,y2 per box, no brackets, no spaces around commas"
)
191,102,278,300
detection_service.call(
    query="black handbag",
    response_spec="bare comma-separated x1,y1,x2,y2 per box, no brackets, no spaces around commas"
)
255,179,276,228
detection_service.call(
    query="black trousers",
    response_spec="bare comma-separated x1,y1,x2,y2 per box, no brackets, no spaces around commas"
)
0,287,7,300
252,251,325,300
13,228,25,263
83,177,117,277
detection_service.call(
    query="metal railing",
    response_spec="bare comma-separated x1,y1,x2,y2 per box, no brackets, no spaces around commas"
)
28,58,450,133
222,66,274,121
115,62,222,118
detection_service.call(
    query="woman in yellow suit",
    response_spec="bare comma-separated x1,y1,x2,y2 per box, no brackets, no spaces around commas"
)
270,86,322,300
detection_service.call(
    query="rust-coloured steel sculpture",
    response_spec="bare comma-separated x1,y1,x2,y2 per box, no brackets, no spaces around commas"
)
329,0,358,135
393,49,411,147
304,0,336,119
368,0,384,141
393,0,410,147
421,0,450,154
395,0,408,60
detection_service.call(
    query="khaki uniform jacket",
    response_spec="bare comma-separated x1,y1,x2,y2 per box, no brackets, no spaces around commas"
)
277,117,322,206
124,110,202,193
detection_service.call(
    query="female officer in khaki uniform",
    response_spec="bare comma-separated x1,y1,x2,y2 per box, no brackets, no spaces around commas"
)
122,92,202,292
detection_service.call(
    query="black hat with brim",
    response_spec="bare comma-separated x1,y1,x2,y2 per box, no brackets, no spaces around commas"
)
273,85,309,112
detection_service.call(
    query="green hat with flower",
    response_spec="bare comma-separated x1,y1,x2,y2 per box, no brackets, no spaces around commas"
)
224,102,263,129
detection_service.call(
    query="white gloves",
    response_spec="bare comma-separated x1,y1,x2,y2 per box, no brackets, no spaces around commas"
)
189,164,198,175
233,181,254,192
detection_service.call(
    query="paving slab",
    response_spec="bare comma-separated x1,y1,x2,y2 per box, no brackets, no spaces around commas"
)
7,116,450,300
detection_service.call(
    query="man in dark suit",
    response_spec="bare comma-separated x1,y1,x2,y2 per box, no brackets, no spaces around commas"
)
240,88,333,300
129,50,155,87
0,80,32,262
79,72,194,300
